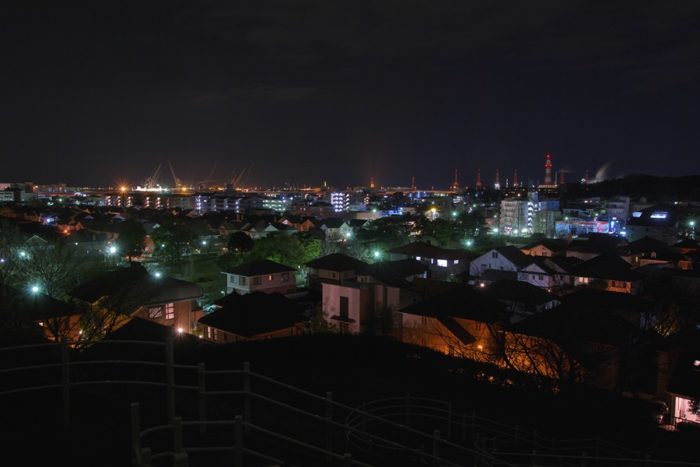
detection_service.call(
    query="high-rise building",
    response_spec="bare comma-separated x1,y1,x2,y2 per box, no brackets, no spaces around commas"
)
331,192,351,212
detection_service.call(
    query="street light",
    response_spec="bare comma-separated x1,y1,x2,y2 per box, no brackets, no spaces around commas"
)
30,284,41,294
373,250,381,259
18,250,27,259
107,245,118,255
154,271,162,279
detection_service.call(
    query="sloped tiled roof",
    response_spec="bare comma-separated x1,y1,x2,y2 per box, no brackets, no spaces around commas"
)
223,259,295,276
400,286,505,323
573,254,641,281
200,292,306,338
306,253,368,272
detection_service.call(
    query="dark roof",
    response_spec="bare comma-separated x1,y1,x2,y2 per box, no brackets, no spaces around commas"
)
199,292,306,338
69,264,202,306
511,305,646,347
0,286,78,320
436,316,476,345
624,236,681,261
306,253,368,272
223,259,295,276
483,280,558,306
400,286,505,323
560,288,653,315
389,241,469,260
105,317,202,345
670,238,700,250
567,234,626,254
360,259,430,286
574,254,641,282
319,219,344,229
494,246,531,268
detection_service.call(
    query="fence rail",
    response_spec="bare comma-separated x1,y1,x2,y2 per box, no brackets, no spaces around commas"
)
1,339,697,467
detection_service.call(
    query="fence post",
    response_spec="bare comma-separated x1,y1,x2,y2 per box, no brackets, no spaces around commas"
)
139,447,151,465
447,401,453,438
471,411,476,444
60,338,70,429
130,402,141,465
462,412,467,443
234,415,243,467
432,429,440,467
198,363,206,434
405,392,410,426
165,337,175,425
325,391,334,457
243,361,251,431
533,429,538,450
172,417,188,467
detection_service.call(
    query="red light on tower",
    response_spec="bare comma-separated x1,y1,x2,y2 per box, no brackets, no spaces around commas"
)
475,169,482,189
544,153,553,185
513,169,519,187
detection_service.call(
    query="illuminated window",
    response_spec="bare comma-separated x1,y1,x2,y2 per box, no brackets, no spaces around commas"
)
268,275,273,281
148,307,163,319
437,259,448,267
165,303,175,320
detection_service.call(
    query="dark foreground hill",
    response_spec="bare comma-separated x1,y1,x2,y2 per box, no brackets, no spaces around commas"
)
0,334,696,466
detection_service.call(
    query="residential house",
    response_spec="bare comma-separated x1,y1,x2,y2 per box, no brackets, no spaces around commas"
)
388,241,470,278
626,205,679,244
468,246,530,278
306,253,368,288
321,259,428,335
69,263,203,335
573,254,643,294
517,256,576,291
4,286,83,342
520,239,567,257
222,259,296,295
482,279,560,322
198,292,306,343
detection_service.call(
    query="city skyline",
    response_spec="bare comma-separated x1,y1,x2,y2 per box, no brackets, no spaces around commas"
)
2,1,700,186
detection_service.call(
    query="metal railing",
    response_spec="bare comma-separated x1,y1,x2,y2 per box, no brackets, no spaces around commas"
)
1,339,698,467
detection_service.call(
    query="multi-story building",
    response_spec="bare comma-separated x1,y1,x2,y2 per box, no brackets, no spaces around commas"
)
330,192,351,213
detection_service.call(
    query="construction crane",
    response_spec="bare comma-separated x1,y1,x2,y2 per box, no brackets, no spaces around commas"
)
142,164,162,190
168,161,184,189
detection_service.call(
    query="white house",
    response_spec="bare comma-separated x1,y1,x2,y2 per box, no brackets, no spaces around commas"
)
222,259,297,295
517,257,573,291
469,246,530,278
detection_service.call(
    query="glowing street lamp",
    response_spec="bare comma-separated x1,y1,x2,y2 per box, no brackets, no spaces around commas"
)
18,250,28,259
107,245,118,255
373,250,382,259
154,271,163,279
201,240,208,246
30,284,41,294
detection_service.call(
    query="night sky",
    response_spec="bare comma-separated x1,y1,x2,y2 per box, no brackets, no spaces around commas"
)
2,1,700,188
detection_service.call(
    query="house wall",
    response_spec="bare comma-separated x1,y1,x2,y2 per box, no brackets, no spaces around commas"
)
672,396,700,425
225,272,296,295
134,300,198,333
201,323,302,343
574,277,639,294
308,268,357,284
469,250,518,277
322,283,372,334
